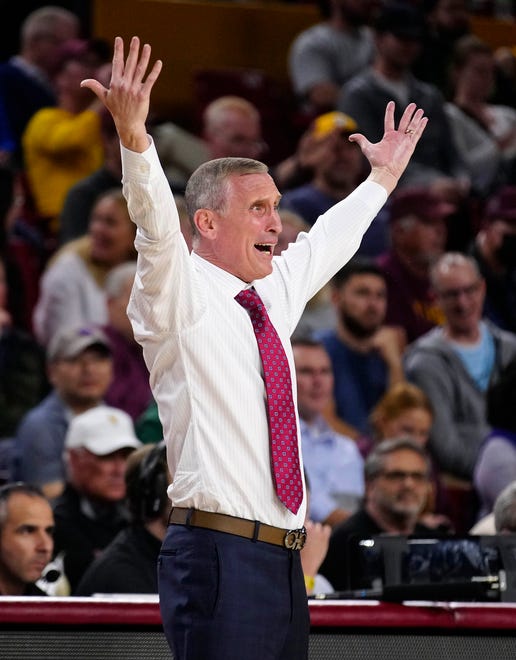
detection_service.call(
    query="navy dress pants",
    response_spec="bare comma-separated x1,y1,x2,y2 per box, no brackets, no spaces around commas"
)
158,524,310,660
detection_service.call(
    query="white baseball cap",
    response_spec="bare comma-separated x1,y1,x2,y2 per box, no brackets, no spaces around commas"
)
65,405,142,456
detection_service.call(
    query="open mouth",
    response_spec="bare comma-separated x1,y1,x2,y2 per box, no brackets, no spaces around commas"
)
255,243,273,255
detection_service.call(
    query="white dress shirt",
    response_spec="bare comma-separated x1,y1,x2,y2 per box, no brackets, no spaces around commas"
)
123,140,387,529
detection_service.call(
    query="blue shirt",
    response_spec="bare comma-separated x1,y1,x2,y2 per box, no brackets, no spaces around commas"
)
300,415,364,522
316,329,389,435
450,322,495,392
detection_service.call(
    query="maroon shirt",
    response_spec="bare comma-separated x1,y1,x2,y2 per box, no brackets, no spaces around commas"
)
376,251,445,344
103,325,152,421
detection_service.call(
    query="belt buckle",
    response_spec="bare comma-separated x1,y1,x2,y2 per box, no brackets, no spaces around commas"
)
283,526,307,550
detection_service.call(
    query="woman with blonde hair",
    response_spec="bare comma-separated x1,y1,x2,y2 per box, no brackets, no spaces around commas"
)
369,381,434,449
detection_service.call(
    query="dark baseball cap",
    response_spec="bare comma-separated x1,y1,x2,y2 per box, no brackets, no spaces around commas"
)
375,2,426,41
389,187,456,224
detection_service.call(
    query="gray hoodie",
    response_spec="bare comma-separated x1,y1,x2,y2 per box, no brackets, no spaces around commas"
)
403,321,516,480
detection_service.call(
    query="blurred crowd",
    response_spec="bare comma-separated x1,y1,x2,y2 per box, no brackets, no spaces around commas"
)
2,0,516,599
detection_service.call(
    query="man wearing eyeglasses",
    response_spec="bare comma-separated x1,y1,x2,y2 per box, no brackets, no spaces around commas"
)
404,253,516,484
319,438,435,591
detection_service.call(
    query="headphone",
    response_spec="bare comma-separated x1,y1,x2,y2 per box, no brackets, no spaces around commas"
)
127,441,169,522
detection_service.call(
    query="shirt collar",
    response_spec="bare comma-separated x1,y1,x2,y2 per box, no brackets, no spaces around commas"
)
191,251,271,305
300,415,335,442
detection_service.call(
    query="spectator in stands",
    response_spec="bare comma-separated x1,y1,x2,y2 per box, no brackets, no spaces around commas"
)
281,110,390,258
59,109,121,245
337,1,468,200
319,438,435,591
404,252,516,483
154,93,338,197
367,381,452,532
151,95,268,193
445,35,516,198
0,482,54,596
315,257,406,440
368,382,435,455
53,404,141,593
404,252,516,533
202,95,266,161
293,337,365,527
151,95,268,194
474,355,516,520
468,185,516,333
21,40,111,243
13,325,113,500
0,6,81,169
376,186,452,343
33,187,137,347
102,261,152,421
288,0,378,118
280,111,367,227
75,441,169,595
413,0,472,95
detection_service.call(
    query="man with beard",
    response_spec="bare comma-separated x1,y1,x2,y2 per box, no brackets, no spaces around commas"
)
376,186,454,343
319,438,435,591
315,257,406,440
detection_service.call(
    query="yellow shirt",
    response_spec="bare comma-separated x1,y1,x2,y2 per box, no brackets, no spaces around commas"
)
22,107,104,223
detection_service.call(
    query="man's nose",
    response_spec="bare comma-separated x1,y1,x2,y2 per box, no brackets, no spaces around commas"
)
269,210,282,234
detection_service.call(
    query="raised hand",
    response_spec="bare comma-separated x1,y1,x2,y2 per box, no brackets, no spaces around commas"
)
80,36,163,153
349,101,428,194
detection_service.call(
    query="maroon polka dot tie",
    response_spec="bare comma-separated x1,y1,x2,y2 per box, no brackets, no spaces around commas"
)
235,287,303,514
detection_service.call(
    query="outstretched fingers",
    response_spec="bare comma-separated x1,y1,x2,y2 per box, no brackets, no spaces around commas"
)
396,102,418,134
383,100,397,134
110,36,125,82
141,56,163,95
111,36,162,90
410,112,428,142
122,36,142,83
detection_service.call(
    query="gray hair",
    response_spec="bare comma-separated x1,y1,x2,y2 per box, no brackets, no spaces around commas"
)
21,6,79,43
184,157,268,238
364,437,430,482
105,261,137,299
430,252,481,290
203,96,260,131
494,481,516,533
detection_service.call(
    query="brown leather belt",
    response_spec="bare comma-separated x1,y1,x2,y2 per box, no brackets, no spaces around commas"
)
169,507,307,550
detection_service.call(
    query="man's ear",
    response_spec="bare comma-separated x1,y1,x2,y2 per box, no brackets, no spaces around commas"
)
194,209,218,240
